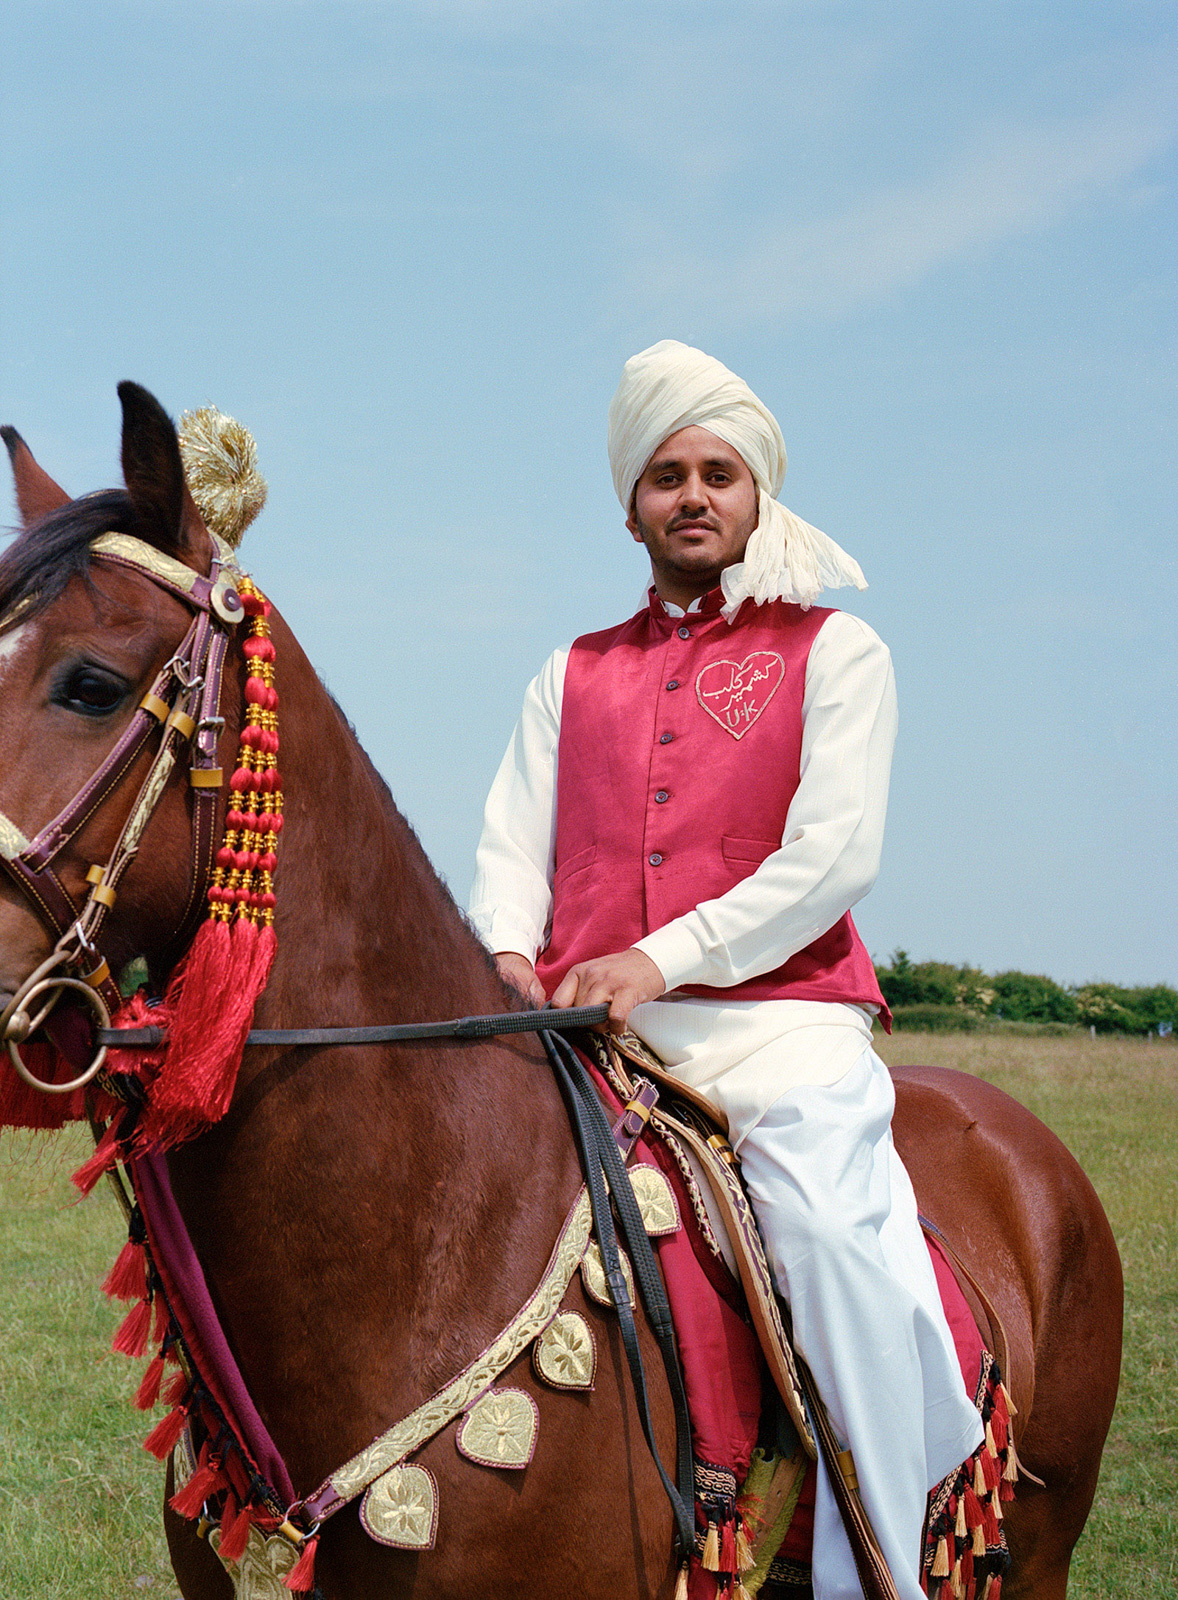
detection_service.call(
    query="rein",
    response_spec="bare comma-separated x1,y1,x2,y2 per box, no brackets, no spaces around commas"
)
99,1003,615,1050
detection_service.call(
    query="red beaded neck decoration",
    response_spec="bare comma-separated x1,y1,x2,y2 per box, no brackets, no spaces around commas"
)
208,578,282,926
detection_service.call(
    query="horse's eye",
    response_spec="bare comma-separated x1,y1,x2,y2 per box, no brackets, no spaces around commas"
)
52,664,128,717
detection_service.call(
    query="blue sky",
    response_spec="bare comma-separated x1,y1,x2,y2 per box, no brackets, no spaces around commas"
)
2,2,1174,985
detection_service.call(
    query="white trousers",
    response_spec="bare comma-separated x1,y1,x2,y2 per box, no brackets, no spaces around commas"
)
629,1000,984,1600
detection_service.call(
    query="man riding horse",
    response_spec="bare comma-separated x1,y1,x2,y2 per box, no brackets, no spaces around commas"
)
470,340,985,1600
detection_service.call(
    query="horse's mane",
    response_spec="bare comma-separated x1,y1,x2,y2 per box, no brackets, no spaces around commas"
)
0,489,137,633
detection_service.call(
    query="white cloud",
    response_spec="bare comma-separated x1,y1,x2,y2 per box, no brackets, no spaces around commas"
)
627,64,1177,328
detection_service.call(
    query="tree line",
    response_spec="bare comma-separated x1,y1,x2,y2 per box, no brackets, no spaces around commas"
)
874,951,1177,1036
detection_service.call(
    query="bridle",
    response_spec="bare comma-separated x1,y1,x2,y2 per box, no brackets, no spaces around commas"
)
0,531,246,1093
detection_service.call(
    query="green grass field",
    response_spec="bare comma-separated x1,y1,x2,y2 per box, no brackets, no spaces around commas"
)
1,1033,1174,1596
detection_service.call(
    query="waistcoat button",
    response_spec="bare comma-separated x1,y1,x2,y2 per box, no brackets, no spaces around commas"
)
666,679,679,691
655,790,668,803
677,626,691,639
659,732,673,744
648,853,663,866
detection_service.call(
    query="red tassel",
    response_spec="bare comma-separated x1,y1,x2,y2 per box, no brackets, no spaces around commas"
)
142,916,275,1147
72,1123,122,1196
720,1517,736,1577
163,1369,191,1408
982,1501,1000,1545
979,1447,1000,1492
963,1485,983,1530
143,1406,187,1459
169,1459,223,1517
999,1478,1016,1503
219,1494,252,1564
135,1354,166,1410
283,1535,318,1592
103,1238,147,1302
0,1033,97,1129
112,1298,152,1358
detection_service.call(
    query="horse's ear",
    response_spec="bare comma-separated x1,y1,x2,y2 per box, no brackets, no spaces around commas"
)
1,426,71,525
117,382,213,571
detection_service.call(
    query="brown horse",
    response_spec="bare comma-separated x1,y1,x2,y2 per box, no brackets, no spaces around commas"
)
0,387,1121,1599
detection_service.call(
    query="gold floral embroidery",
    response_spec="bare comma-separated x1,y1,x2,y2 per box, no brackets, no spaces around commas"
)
209,1523,300,1600
629,1163,680,1235
457,1388,538,1468
361,1464,438,1549
534,1311,595,1390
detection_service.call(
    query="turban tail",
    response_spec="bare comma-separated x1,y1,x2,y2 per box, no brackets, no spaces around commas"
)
607,340,867,618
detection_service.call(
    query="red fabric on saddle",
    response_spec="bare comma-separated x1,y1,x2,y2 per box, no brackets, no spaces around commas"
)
926,1234,984,1389
585,1062,765,1487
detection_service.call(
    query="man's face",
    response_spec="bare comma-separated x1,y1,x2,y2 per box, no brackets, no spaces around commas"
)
626,425,759,606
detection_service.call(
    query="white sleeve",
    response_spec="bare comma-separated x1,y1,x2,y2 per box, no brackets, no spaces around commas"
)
633,612,897,991
468,648,568,962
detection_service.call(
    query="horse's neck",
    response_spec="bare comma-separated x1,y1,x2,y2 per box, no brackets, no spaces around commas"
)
166,617,581,1483
258,617,504,1030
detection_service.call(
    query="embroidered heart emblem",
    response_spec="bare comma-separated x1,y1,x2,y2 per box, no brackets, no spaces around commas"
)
695,652,785,739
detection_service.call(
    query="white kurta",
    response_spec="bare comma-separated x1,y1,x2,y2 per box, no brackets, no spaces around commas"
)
470,597,983,1598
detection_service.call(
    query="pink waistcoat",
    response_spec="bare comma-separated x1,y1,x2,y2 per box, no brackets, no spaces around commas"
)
534,588,891,1025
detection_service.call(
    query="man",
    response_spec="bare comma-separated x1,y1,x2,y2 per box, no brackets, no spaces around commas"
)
470,340,983,1600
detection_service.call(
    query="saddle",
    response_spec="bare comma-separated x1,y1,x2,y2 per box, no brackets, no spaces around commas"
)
586,1029,1019,1600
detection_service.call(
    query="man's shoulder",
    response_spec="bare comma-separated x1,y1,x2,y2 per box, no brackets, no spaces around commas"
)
568,607,649,659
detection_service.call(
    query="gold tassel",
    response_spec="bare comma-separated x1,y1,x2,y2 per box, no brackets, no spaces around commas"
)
974,1456,988,1497
702,1521,720,1572
972,1522,986,1556
932,1535,950,1579
952,1559,966,1600
673,1562,690,1600
985,1419,997,1457
734,1585,754,1600
1003,1438,1020,1482
177,408,268,548
992,1487,1004,1523
955,1497,967,1538
1000,1382,1017,1416
735,1524,756,1572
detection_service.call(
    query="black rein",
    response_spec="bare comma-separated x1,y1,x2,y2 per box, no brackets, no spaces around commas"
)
97,1003,614,1051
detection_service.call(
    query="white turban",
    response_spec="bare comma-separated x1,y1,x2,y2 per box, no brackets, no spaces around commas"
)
607,339,866,618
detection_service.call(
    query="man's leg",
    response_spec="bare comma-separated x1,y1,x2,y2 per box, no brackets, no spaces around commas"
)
736,1047,983,1600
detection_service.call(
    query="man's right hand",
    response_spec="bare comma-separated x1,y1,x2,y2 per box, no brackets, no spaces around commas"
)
495,952,547,1008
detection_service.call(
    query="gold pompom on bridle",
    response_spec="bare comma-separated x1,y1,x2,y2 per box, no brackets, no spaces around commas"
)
177,406,267,549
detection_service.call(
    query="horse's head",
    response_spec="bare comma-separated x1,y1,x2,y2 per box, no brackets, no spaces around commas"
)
0,384,240,1066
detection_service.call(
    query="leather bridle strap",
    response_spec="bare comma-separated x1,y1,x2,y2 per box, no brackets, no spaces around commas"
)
0,533,241,1027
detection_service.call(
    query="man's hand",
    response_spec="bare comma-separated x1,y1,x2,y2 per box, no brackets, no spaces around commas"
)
495,952,547,1008
550,949,666,1035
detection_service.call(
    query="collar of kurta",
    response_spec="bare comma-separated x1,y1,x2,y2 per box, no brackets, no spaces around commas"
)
646,584,734,628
